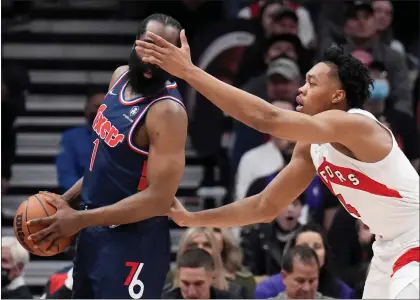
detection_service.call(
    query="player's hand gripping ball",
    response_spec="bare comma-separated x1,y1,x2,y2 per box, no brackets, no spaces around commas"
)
13,192,78,256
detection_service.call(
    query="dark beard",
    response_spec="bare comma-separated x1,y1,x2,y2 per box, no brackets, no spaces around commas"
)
128,49,172,96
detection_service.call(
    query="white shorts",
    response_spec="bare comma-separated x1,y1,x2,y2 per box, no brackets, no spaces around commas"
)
363,247,420,299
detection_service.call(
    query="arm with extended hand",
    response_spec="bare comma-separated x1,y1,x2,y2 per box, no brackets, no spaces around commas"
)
137,31,372,145
171,143,316,228
78,100,187,227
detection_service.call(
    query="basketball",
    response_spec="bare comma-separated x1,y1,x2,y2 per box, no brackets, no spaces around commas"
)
13,193,72,256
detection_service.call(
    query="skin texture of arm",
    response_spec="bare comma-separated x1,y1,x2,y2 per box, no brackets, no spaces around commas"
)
169,142,316,228
135,32,380,149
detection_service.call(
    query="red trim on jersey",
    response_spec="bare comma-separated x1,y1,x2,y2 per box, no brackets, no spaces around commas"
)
48,273,68,295
137,161,148,191
250,3,260,18
318,157,403,198
391,247,420,277
106,70,129,97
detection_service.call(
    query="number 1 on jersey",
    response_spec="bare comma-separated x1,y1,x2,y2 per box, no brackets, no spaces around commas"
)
89,138,100,171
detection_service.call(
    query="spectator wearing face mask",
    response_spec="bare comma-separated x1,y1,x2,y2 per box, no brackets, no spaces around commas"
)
56,88,105,193
342,0,412,116
1,237,32,299
364,61,420,171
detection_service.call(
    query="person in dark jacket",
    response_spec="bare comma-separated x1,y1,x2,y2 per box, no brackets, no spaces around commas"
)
241,195,304,276
163,248,239,299
56,87,105,193
255,223,354,299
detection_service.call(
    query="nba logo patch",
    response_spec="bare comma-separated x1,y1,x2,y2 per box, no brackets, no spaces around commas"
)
130,106,139,116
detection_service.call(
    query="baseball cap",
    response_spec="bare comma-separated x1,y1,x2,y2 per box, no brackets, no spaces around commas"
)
267,58,301,80
345,0,374,19
273,7,298,23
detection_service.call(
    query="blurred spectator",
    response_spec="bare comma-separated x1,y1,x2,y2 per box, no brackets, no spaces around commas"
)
212,228,257,298
240,195,303,276
40,244,75,299
1,64,29,195
342,0,412,116
232,58,301,173
256,223,354,299
163,248,234,299
235,100,295,201
327,207,374,294
237,0,316,49
372,0,405,55
236,1,314,87
56,88,105,193
164,227,246,298
414,75,420,129
364,61,420,170
41,266,73,299
271,245,330,299
1,237,32,299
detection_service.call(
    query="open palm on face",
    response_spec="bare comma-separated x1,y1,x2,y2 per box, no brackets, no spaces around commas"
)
135,29,193,80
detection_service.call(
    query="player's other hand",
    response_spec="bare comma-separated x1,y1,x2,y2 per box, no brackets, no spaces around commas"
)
166,197,196,227
26,191,83,250
135,29,193,80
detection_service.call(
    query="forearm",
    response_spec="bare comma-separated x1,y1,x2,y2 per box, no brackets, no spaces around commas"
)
77,189,170,227
188,194,274,228
184,66,275,132
61,177,83,205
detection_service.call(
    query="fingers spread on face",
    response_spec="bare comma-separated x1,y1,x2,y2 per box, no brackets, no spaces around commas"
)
145,31,172,48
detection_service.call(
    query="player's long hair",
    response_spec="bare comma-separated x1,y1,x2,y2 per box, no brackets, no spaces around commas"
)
217,228,253,277
176,227,229,291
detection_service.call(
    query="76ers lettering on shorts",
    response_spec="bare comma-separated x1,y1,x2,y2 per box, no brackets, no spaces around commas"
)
71,217,170,299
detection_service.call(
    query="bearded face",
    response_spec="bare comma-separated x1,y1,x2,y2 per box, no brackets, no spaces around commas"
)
127,48,172,96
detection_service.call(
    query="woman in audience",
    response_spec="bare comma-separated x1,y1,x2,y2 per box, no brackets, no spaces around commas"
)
212,228,256,298
164,227,246,298
255,223,354,299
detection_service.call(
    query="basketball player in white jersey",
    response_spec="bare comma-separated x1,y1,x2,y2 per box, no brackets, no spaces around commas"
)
135,31,420,298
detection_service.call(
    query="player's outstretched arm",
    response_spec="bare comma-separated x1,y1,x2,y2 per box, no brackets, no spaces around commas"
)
135,31,372,144
168,143,316,228
78,100,188,227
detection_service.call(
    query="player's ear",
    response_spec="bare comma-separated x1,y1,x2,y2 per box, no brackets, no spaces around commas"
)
332,89,345,104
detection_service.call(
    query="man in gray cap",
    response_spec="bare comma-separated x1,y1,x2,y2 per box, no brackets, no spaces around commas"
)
266,57,302,105
231,56,302,175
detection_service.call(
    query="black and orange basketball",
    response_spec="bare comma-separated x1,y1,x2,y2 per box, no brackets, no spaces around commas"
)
13,193,72,256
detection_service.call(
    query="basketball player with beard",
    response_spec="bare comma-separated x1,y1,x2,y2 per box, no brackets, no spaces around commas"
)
26,14,187,299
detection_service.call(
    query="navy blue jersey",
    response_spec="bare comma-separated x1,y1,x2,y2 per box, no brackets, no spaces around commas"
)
81,70,185,209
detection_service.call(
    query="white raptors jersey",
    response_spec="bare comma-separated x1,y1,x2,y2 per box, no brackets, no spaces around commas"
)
310,109,419,254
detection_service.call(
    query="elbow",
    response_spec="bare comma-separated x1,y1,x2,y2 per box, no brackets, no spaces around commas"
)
253,107,281,134
257,193,277,223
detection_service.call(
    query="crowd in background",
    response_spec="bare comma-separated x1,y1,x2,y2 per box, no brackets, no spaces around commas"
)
2,0,419,299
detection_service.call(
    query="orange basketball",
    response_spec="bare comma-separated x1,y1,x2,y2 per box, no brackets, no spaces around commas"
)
13,193,72,256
